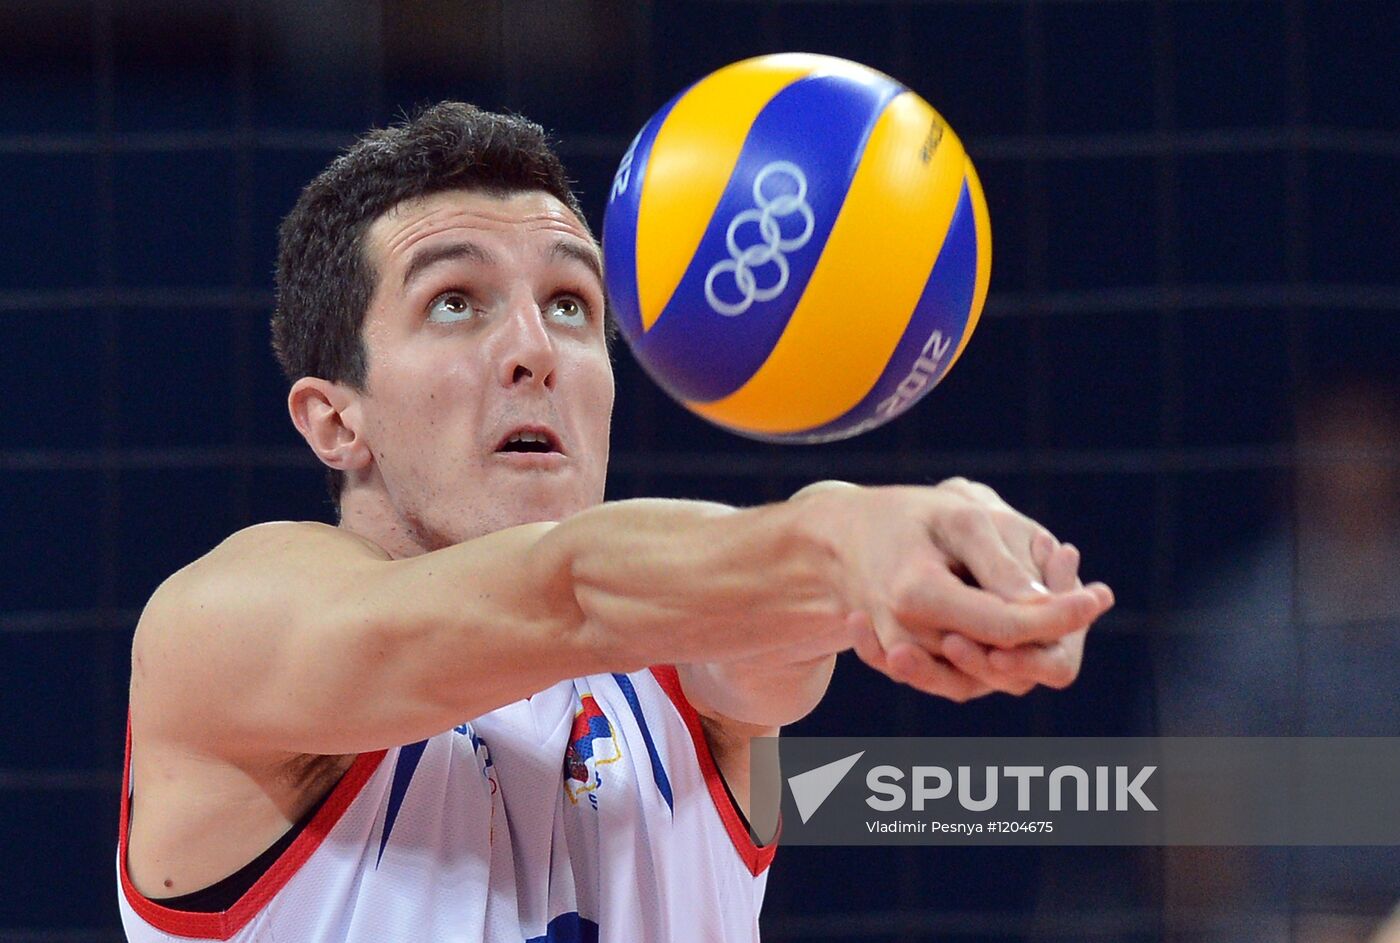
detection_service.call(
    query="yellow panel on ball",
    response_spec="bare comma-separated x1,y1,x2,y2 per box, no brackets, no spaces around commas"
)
687,92,970,435
634,57,818,332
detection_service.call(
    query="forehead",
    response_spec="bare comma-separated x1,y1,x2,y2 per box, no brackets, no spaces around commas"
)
365,188,596,278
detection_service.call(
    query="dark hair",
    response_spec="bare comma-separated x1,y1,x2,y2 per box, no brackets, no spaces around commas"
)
271,101,600,506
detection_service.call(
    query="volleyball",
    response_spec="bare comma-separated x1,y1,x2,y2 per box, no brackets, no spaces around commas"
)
602,53,992,443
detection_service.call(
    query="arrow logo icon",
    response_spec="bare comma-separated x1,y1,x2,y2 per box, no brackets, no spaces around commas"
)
787,751,864,824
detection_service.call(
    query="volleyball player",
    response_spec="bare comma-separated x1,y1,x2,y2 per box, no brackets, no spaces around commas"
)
117,102,1112,941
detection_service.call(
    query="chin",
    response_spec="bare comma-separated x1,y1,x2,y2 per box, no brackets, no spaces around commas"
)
509,475,604,519
450,493,597,543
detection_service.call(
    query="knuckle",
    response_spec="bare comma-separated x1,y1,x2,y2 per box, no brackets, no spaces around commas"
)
901,660,933,691
1077,592,1103,624
887,563,939,620
888,586,921,626
854,644,885,672
1031,529,1057,567
1048,659,1080,689
994,552,1028,584
987,507,1020,532
970,480,1002,504
943,503,984,538
984,672,1014,695
883,657,911,684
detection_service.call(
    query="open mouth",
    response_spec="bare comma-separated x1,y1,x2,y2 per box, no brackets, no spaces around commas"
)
495,427,564,455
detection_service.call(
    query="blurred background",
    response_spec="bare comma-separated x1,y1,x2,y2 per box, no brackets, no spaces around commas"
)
1,0,1396,940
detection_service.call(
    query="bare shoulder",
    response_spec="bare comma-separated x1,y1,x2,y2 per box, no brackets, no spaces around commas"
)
161,521,385,591
130,521,386,751
124,521,377,896
138,522,384,633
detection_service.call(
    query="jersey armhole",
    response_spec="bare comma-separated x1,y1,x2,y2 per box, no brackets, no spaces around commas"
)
118,720,387,940
648,666,780,877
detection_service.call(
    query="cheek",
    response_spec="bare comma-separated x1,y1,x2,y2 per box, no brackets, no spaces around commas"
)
365,362,482,460
582,361,616,432
375,341,483,408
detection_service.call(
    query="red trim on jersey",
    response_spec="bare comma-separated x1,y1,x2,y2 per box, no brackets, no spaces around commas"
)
119,721,387,940
648,665,779,876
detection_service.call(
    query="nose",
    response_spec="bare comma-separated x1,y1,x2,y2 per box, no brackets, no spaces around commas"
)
491,296,557,390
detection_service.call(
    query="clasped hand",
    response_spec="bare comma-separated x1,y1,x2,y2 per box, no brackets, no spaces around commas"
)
794,478,1115,702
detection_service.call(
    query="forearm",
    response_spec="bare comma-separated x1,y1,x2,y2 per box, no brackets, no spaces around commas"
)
136,499,834,758
355,497,848,727
542,497,848,670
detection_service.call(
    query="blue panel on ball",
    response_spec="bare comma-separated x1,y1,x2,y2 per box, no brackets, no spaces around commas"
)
602,89,685,342
789,179,979,443
633,71,905,404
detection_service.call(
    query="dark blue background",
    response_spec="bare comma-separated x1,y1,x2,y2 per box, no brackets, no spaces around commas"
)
2,1,1397,940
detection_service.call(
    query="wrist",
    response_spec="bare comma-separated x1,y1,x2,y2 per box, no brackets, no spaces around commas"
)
783,483,862,635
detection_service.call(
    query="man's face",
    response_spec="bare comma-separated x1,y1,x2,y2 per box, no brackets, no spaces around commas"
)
354,188,614,550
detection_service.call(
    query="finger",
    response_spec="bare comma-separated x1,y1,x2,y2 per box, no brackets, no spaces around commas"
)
931,505,1045,601
951,480,1057,583
864,606,926,673
1086,581,1115,610
1045,542,1081,594
987,629,1087,689
872,611,1004,703
1046,544,1116,613
902,571,1109,647
1030,529,1059,576
937,478,1062,589
941,633,1036,696
1007,520,1058,589
847,611,890,673
885,641,993,703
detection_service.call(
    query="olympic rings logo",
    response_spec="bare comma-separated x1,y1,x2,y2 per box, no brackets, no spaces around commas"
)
704,161,815,317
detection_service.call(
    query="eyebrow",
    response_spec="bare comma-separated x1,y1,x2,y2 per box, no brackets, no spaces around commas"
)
551,240,604,289
399,239,604,296
401,241,496,295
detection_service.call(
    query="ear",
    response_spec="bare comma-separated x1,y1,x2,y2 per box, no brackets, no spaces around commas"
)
288,377,372,474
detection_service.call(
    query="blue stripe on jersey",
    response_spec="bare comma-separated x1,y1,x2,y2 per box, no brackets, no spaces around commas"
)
611,673,674,813
376,738,428,867
527,912,600,943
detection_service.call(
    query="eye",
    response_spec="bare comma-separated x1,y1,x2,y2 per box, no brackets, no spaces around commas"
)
427,291,476,323
546,295,589,327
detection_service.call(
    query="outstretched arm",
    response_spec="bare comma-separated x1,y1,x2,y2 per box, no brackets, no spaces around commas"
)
135,499,835,759
134,484,1108,764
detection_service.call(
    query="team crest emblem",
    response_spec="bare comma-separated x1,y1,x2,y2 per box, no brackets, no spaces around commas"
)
563,695,622,806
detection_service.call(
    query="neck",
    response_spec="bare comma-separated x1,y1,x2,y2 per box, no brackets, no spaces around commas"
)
336,486,436,560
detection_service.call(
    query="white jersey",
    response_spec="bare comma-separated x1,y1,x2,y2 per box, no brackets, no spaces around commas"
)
118,666,774,942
